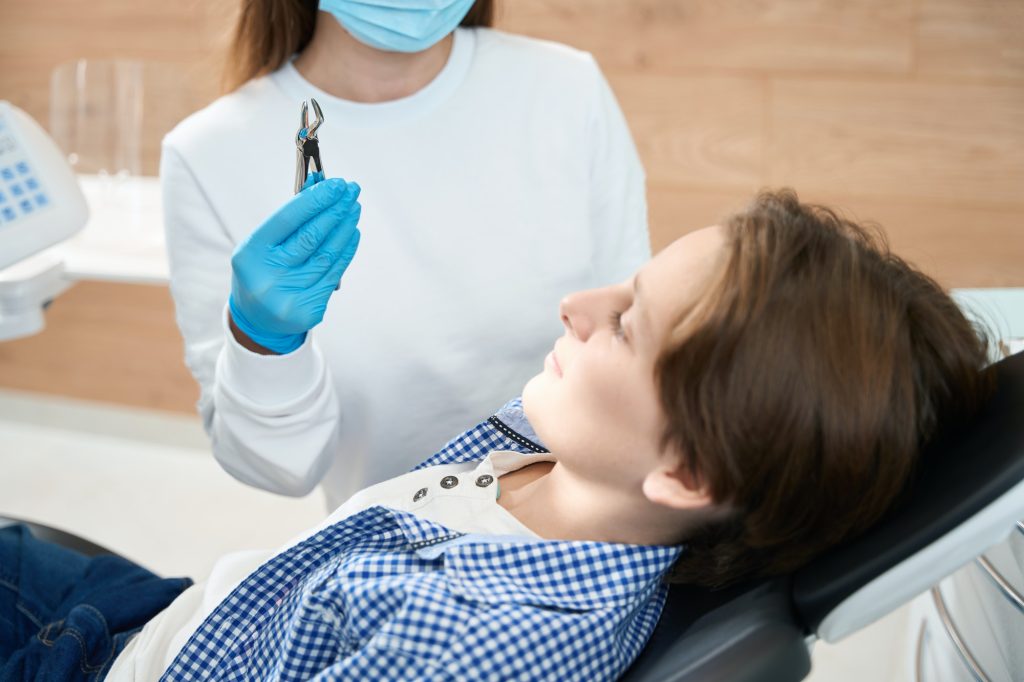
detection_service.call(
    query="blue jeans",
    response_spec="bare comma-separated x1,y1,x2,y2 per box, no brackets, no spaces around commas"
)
0,525,192,681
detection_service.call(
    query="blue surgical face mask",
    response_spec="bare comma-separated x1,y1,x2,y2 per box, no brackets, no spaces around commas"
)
319,0,477,53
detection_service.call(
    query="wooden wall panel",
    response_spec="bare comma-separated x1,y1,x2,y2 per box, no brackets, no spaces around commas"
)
0,283,197,413
915,0,1024,82
498,0,914,75
647,184,756,246
610,74,766,189
768,78,1024,206
648,186,1024,289
803,196,1024,289
769,192,1024,289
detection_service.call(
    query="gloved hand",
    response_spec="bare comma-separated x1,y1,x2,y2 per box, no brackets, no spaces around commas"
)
228,176,362,354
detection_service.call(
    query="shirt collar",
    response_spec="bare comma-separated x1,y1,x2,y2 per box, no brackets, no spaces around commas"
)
387,508,683,611
493,398,546,450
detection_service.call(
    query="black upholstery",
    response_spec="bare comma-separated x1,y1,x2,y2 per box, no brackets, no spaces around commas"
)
621,578,810,682
0,517,116,558
792,350,1024,630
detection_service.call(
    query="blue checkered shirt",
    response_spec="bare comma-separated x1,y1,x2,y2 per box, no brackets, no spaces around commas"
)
161,399,683,681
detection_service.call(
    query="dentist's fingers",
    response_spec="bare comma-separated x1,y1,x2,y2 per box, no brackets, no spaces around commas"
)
296,216,361,288
274,185,360,266
249,178,349,248
313,228,361,294
290,199,360,287
304,191,361,267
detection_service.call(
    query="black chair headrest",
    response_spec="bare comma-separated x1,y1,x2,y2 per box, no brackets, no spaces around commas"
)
792,351,1024,631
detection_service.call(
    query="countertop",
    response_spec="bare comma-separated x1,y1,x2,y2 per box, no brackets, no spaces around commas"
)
45,173,168,284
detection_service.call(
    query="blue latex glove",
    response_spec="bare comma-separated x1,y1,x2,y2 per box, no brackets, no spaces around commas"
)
228,176,362,354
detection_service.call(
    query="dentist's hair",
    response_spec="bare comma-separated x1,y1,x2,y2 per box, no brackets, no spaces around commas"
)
659,189,991,588
224,0,496,93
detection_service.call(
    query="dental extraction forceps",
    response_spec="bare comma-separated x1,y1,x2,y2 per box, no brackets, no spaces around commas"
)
294,98,325,194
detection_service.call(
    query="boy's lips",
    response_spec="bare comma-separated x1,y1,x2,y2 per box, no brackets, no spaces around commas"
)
547,348,564,378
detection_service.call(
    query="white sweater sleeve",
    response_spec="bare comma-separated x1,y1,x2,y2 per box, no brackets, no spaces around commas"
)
584,57,651,285
161,144,340,496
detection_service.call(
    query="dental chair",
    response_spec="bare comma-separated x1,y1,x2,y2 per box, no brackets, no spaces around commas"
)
3,351,1022,682
0,517,117,558
622,349,1024,682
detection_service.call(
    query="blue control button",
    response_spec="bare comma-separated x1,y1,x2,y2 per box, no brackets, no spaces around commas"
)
34,193,48,207
10,183,23,197
20,199,33,213
25,177,38,191
2,206,16,221
1,167,13,181
15,161,29,175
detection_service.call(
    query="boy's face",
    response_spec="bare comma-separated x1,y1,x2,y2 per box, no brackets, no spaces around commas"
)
523,225,727,492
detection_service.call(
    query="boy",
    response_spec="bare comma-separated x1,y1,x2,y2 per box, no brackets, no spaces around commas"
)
1,190,990,681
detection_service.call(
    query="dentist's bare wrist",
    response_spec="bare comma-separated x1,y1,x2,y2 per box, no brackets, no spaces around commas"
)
228,312,279,356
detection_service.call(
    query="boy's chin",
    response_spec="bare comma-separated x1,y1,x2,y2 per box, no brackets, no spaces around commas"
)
521,373,547,417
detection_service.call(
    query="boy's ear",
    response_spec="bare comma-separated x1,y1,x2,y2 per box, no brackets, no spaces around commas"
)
642,463,714,511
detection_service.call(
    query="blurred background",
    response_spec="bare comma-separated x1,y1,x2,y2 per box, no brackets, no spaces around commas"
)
0,2,1021,680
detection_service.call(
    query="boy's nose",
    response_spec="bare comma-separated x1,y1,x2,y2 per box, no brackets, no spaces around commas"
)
559,293,595,341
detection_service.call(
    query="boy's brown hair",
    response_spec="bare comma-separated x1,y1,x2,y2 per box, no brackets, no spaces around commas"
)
659,189,990,587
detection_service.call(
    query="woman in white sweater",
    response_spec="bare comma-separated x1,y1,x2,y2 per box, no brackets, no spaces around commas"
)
162,0,649,509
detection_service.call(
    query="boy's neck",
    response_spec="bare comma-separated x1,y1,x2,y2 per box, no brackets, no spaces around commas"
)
497,461,691,547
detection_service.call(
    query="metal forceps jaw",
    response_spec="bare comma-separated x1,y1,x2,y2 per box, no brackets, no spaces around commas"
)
294,98,325,194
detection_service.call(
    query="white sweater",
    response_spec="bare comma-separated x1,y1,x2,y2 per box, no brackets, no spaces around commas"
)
161,27,649,508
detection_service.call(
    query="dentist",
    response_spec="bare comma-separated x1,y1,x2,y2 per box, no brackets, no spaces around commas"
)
161,0,649,509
